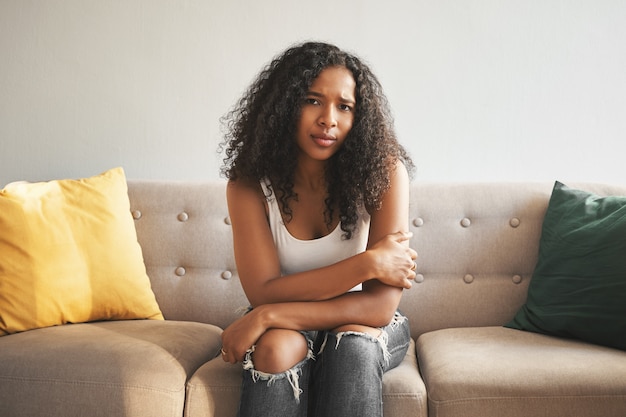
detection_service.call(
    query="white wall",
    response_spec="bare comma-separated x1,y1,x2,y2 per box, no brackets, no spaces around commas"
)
1,0,625,185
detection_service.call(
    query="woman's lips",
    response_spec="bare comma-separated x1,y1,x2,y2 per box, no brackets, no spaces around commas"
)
312,134,336,147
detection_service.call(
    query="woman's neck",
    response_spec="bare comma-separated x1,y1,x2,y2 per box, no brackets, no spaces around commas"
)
294,157,328,193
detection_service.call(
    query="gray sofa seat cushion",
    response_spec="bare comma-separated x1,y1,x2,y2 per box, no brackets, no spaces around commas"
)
416,326,626,417
0,320,222,417
185,339,428,417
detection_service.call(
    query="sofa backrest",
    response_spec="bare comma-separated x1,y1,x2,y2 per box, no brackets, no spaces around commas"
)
127,180,626,339
127,180,245,331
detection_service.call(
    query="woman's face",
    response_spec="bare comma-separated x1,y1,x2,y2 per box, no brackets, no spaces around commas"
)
295,66,356,163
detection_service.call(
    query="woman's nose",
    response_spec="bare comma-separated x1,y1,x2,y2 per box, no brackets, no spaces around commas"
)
318,107,337,127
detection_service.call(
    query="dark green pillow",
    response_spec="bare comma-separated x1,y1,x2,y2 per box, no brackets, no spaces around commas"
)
506,181,626,350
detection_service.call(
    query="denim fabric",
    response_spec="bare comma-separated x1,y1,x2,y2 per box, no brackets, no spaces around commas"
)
237,312,411,417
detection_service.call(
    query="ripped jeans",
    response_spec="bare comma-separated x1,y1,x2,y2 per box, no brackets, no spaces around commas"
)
236,312,411,417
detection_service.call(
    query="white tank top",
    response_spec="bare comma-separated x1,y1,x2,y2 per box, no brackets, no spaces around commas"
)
260,180,370,288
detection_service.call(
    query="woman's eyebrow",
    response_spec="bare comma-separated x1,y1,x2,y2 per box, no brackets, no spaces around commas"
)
341,96,356,105
306,90,356,105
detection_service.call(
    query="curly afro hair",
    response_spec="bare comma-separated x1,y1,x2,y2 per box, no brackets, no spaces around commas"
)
220,41,414,239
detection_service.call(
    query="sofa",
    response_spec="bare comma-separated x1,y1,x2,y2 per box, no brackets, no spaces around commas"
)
1,173,625,417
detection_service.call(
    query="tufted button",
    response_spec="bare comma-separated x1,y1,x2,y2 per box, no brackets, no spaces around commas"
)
132,210,142,220
224,216,232,225
415,273,424,283
412,218,424,227
512,274,523,284
221,270,233,280
509,218,521,228
460,218,471,227
177,212,189,222
463,274,474,284
175,267,186,277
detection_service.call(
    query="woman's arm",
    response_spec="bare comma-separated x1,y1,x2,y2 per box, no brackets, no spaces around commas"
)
226,166,414,307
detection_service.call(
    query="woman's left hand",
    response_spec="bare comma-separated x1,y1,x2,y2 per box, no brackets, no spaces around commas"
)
220,306,268,364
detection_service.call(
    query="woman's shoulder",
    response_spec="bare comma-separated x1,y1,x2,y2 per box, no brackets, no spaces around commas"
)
391,159,410,183
363,159,409,214
227,178,266,205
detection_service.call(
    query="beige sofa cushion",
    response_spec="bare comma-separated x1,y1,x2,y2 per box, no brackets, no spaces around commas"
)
0,320,222,417
127,180,249,330
185,339,428,417
416,326,626,417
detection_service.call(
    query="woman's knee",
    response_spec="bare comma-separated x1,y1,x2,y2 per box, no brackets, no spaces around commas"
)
252,329,309,374
323,325,387,367
332,324,381,338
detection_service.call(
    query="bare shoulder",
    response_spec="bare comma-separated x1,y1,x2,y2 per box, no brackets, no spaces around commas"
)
381,159,410,209
226,178,270,228
373,160,410,213
367,160,410,243
227,178,267,207
389,159,410,186
227,178,264,200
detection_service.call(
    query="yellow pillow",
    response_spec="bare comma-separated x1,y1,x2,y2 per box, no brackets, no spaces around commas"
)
0,167,163,336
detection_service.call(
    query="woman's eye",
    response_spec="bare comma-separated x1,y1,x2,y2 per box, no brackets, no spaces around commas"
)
339,104,352,112
305,98,319,105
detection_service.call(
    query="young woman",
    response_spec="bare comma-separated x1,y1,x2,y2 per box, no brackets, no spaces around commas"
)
219,41,417,417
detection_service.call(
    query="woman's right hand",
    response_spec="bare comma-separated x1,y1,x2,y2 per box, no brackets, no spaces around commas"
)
367,231,418,289
221,306,270,364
